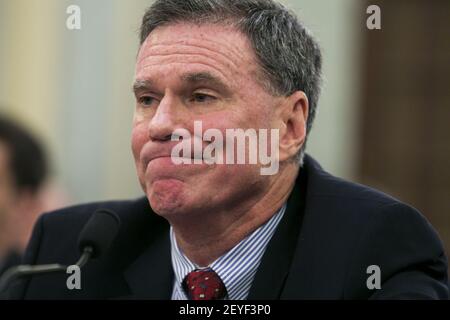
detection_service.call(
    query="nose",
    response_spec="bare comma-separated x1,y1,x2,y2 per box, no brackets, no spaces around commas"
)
148,94,183,142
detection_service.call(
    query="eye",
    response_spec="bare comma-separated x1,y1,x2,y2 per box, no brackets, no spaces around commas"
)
138,96,156,107
192,93,216,103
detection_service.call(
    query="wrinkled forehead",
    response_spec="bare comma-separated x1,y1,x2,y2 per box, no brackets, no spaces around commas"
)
135,22,262,82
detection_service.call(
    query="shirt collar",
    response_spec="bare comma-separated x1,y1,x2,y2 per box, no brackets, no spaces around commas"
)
170,204,287,300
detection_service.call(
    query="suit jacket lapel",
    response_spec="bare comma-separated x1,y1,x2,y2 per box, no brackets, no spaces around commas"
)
247,166,307,299
123,223,174,299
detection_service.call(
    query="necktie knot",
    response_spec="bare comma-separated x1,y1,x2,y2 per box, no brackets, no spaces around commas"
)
182,268,227,300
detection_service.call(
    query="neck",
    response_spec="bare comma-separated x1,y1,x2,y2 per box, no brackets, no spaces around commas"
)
170,164,299,267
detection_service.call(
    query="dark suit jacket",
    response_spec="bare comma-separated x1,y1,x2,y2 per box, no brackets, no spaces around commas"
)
7,155,449,299
0,250,22,277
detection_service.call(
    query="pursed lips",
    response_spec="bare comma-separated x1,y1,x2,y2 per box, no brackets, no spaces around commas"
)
140,140,216,170
142,152,208,169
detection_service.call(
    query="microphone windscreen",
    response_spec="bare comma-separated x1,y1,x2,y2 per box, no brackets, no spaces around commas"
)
77,209,121,259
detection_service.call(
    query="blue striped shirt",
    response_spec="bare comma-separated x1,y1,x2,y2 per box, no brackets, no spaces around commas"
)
170,204,287,300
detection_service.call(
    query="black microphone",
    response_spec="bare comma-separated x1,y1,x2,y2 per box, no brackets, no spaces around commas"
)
0,209,121,295
77,209,121,260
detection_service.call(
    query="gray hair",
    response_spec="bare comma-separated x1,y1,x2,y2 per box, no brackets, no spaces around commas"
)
139,0,323,165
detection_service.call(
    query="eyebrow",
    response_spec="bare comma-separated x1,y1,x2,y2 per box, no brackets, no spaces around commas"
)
133,72,231,95
132,79,152,93
181,72,230,92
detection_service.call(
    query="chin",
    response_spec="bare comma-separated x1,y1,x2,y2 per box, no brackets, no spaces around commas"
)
146,178,188,217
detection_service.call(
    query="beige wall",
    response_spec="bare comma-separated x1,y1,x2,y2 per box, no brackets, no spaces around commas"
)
0,0,61,166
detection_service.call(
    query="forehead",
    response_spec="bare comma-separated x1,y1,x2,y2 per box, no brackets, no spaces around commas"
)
135,22,261,86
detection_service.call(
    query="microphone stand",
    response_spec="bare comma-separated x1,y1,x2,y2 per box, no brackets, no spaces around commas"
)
0,246,93,295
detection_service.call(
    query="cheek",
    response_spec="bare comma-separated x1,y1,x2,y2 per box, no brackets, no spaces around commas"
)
131,123,148,161
199,112,245,134
0,187,16,224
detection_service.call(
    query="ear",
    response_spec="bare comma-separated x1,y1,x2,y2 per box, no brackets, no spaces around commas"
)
277,91,309,162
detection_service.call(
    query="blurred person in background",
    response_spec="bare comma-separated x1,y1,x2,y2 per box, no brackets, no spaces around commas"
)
0,114,65,276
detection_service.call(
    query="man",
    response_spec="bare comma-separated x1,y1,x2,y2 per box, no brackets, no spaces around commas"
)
0,115,49,276
8,0,448,299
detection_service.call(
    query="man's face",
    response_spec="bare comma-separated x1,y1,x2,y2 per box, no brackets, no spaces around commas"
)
0,142,17,238
132,23,284,218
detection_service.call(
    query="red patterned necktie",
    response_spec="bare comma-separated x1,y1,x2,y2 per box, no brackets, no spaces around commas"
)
182,268,227,300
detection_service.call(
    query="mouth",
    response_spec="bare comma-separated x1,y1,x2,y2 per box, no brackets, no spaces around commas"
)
144,153,215,168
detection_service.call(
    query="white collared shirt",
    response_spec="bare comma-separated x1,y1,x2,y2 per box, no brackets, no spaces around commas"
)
170,204,287,300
